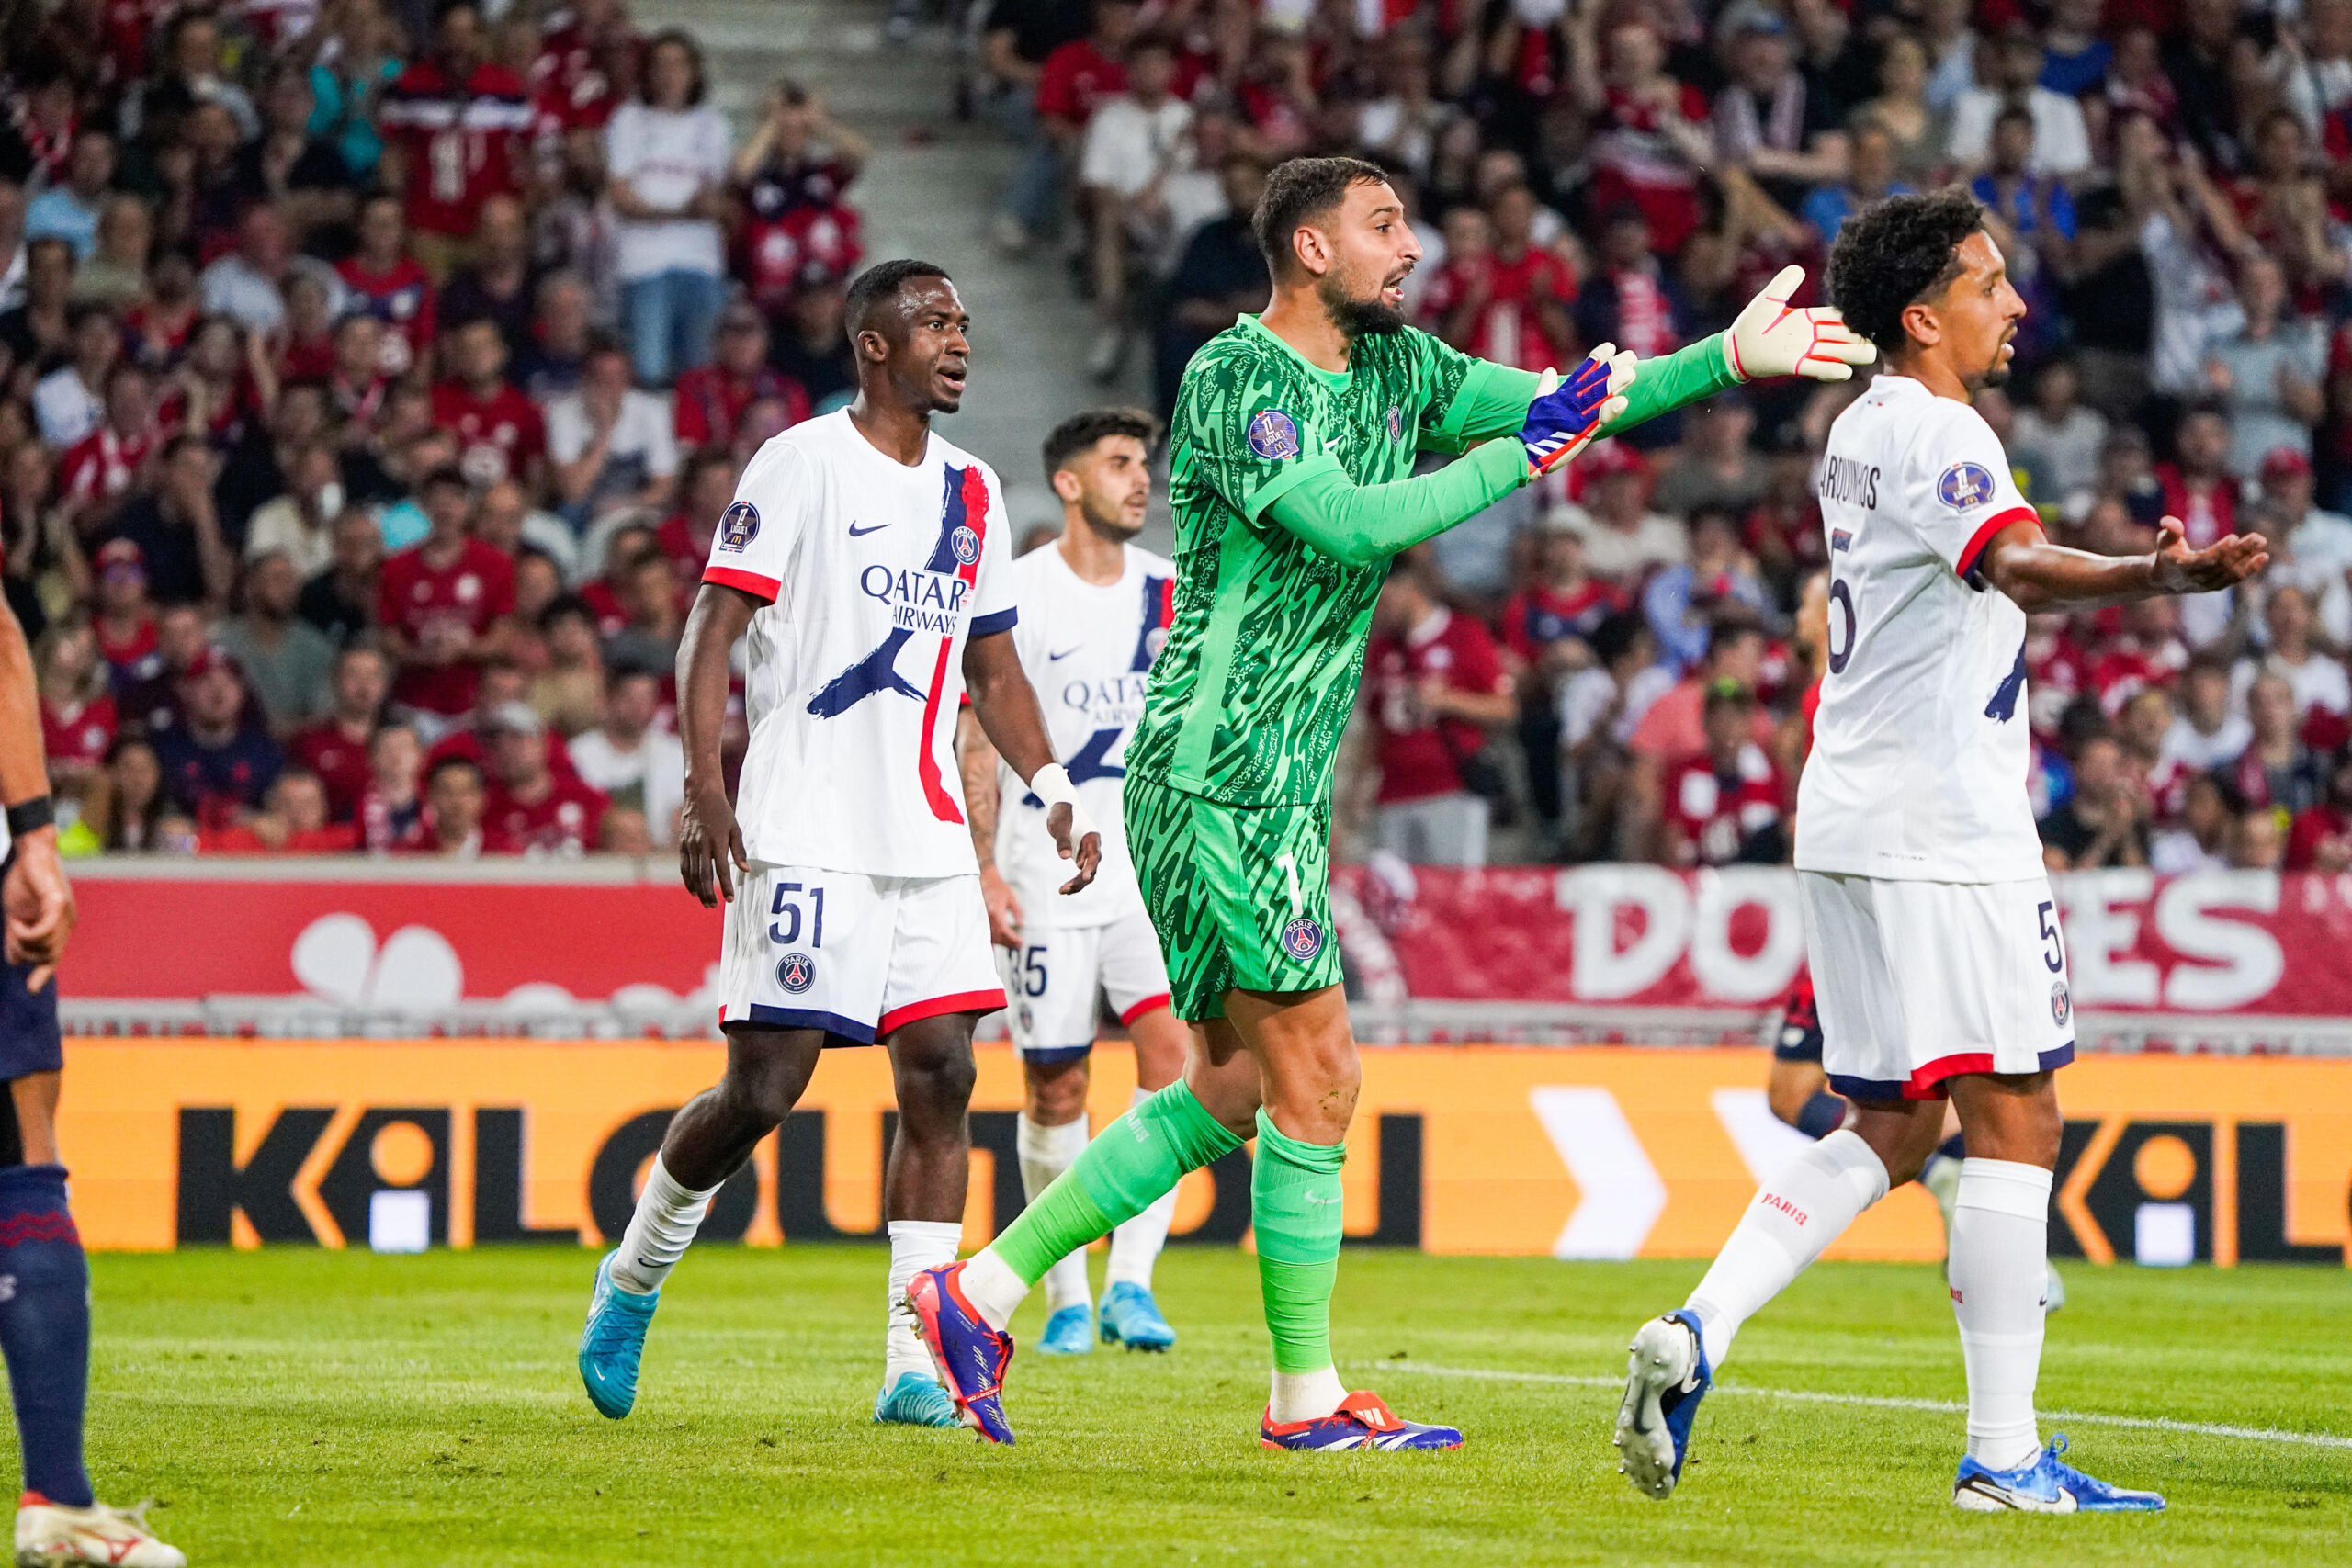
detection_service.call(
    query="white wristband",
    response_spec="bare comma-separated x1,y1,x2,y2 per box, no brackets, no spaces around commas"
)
1029,762,1080,811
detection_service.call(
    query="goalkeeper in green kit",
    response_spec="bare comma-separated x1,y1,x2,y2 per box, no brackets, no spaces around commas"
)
910,156,1873,1450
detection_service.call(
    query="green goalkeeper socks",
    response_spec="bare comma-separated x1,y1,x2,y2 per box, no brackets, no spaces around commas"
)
1250,1110,1347,1376
991,1080,1243,1287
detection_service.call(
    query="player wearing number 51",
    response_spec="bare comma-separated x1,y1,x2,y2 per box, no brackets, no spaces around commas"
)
1616,190,2265,1515
577,260,1102,1434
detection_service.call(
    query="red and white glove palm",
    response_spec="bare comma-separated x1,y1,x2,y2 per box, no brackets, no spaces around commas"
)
1723,265,1877,383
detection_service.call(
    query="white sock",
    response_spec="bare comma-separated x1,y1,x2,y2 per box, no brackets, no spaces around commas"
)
1105,1089,1177,1290
957,1247,1030,1333
609,1155,716,1294
886,1220,964,1385
1684,1128,1889,1369
1951,1158,2052,1472
1017,1112,1093,1313
1269,1365,1349,1424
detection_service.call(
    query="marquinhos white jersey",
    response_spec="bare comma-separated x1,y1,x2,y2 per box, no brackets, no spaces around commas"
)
704,410,1017,877
992,540,1175,928
1795,374,2045,883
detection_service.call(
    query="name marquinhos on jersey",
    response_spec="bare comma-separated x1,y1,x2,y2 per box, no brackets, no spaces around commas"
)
861,564,973,634
1817,455,1880,509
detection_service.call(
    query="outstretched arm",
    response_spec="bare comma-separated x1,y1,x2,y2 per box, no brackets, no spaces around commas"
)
1262,438,1529,566
964,631,1100,895
1981,518,2269,613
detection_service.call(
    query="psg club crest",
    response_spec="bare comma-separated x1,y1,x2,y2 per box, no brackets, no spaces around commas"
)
1247,409,1302,461
951,524,981,566
719,501,761,553
1937,461,1995,510
776,952,816,995
1386,404,1404,444
1281,917,1325,962
2051,981,2071,1027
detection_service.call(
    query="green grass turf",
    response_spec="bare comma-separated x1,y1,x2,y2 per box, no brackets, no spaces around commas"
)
74,1247,2350,1565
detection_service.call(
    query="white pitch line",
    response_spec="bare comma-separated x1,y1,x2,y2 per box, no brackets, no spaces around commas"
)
1363,1361,2352,1451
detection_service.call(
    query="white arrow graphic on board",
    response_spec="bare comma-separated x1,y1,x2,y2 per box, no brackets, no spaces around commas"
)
1529,1087,1667,1259
1709,1087,1815,1181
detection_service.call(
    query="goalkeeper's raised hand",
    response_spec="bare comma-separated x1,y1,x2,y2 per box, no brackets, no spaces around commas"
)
1519,343,1636,478
1723,265,1876,383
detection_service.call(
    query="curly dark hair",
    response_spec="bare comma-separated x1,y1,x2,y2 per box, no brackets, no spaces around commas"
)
1826,189,1988,354
1041,407,1160,479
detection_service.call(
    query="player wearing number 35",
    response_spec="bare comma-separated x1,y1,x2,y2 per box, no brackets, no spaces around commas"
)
1616,190,2268,1513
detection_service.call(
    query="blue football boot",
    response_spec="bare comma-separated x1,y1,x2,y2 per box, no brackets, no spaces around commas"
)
1614,1308,1713,1499
1260,1391,1462,1450
1037,1303,1095,1356
1953,1434,2166,1513
577,1250,660,1419
907,1263,1017,1444
874,1371,962,1427
1098,1282,1176,1351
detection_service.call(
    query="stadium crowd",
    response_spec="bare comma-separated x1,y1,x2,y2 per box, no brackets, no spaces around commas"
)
0,0,871,856
976,0,2352,870
6,0,2352,874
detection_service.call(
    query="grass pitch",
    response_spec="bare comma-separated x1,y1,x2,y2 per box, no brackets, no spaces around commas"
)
81,1247,2350,1565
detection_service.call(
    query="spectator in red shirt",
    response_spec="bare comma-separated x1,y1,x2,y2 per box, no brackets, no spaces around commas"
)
578,522,657,636
673,301,804,453
2285,755,2352,872
2156,401,2238,548
1660,679,1789,867
38,620,118,785
378,0,535,274
91,540,161,689
1425,181,1577,372
1364,559,1516,867
375,465,518,728
481,700,608,854
337,194,438,381
1499,525,1623,850
59,362,159,533
432,318,547,492
656,449,736,592
199,770,361,853
291,645,390,821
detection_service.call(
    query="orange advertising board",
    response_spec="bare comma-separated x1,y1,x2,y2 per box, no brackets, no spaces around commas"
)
56,1041,2352,1266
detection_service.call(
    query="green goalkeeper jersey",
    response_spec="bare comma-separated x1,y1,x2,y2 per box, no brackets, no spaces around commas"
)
1126,313,1530,807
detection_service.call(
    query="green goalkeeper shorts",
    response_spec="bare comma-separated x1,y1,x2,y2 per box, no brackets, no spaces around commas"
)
1123,773,1342,1021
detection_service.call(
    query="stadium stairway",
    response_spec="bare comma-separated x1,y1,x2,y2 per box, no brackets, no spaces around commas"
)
643,0,1170,547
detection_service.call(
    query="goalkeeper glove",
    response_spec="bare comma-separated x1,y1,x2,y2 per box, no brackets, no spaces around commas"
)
1723,265,1877,383
1519,343,1636,478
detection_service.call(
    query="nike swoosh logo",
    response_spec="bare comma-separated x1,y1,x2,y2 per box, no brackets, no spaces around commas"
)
848,521,889,536
1048,646,1082,660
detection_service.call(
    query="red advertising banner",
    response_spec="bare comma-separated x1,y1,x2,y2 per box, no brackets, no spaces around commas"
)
53,862,2352,1043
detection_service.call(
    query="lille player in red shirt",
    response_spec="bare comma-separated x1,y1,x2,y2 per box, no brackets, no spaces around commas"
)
1363,559,1515,867
432,319,547,491
375,467,517,723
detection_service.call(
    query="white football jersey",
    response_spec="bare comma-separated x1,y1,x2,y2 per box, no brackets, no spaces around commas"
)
991,540,1176,928
704,410,1017,878
1795,374,2046,883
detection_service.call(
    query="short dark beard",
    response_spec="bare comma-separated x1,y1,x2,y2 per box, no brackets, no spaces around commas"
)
1319,273,1408,339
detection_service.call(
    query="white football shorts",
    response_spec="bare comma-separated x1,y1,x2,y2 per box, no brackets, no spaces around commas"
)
995,908,1173,1064
1797,870,2076,1101
719,863,1006,1044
